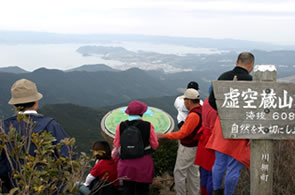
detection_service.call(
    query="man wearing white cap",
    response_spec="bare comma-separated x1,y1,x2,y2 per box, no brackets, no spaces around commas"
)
0,78,69,192
157,88,202,195
174,81,203,128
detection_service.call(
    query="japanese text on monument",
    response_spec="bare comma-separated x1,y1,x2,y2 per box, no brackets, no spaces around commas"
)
212,81,295,139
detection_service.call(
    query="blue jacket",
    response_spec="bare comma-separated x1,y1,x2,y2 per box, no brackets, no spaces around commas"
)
0,113,69,178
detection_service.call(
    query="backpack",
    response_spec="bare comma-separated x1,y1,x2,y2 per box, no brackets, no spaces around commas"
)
120,121,145,159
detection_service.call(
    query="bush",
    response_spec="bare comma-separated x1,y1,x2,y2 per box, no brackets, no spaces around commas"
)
273,140,295,195
235,140,295,195
0,115,92,194
152,140,178,176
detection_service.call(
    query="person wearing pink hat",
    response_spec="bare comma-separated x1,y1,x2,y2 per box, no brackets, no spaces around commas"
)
113,100,159,195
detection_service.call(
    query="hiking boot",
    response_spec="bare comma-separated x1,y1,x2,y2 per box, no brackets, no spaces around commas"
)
213,189,224,195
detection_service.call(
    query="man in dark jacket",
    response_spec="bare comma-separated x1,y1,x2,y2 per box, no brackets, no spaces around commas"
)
0,78,69,192
209,52,254,110
207,52,254,195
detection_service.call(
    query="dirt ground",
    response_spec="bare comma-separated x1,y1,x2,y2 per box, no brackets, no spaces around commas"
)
150,172,201,195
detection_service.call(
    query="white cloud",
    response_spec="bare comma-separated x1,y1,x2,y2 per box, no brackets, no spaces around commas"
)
0,0,294,44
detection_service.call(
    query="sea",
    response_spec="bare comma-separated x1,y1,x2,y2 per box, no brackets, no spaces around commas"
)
0,42,225,72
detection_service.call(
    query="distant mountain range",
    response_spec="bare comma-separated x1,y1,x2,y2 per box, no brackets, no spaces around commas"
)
2,45,295,77
0,67,211,118
0,66,28,74
1,30,294,50
0,64,116,74
75,46,295,75
2,59,295,119
66,64,117,72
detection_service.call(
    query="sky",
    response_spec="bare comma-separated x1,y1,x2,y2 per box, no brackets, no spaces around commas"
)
0,0,295,45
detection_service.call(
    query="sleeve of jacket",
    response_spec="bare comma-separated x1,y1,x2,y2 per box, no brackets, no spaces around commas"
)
164,113,200,140
149,124,159,150
46,120,70,157
113,123,121,148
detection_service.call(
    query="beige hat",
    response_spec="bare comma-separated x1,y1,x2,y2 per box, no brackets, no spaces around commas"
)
8,79,43,105
180,88,200,100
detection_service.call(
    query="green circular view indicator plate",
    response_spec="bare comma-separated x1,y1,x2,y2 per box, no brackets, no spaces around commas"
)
101,106,175,139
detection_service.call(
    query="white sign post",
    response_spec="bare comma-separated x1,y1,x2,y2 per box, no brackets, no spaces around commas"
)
212,65,295,195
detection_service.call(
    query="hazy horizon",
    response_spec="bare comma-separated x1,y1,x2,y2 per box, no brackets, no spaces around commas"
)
1,0,295,45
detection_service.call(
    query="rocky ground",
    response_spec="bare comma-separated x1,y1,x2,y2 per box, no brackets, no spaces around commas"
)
150,172,201,195
151,173,176,195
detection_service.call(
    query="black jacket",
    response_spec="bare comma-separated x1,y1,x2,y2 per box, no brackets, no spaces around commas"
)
209,66,252,110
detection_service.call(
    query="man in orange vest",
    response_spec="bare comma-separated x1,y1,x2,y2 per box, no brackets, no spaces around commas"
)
157,88,202,195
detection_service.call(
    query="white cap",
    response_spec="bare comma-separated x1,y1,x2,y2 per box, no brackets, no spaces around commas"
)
180,88,200,100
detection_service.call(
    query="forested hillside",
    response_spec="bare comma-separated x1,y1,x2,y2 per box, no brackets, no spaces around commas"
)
0,68,210,118
39,95,178,152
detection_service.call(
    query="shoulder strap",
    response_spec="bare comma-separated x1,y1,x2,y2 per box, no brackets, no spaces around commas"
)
123,120,141,128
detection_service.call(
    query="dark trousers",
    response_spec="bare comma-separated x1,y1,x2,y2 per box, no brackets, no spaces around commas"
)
200,167,213,195
123,180,149,195
0,176,12,193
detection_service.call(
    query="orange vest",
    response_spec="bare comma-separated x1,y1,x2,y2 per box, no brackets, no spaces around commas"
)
194,98,217,171
206,116,250,169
